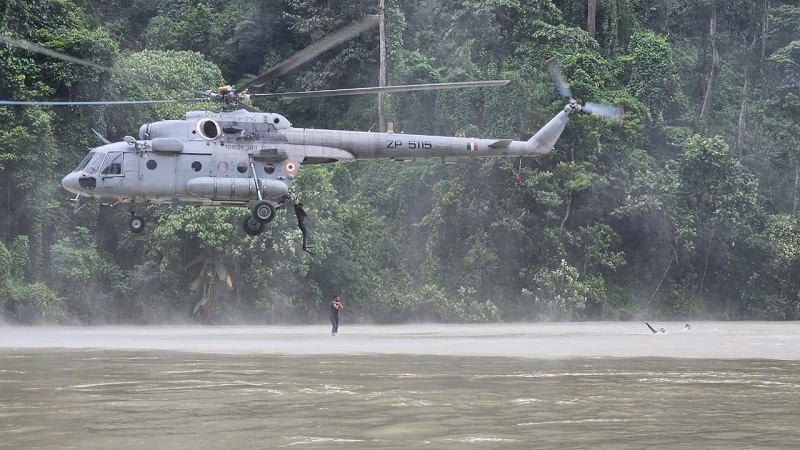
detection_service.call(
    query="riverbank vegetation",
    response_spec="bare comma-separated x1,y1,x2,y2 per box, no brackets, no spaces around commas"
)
1,0,799,324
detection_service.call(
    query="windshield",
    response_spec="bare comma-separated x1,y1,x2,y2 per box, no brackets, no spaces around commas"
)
74,151,96,172
82,151,106,175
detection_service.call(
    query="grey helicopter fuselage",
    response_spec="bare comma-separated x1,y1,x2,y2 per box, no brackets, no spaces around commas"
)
62,110,301,209
60,107,570,234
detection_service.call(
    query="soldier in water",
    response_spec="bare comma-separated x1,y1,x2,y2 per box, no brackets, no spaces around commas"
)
644,321,691,333
330,295,344,336
644,321,666,333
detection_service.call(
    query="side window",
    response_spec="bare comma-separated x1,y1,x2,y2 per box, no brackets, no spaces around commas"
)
100,152,124,176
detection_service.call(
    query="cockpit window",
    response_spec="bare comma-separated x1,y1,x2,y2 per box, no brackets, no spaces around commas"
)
82,151,106,175
74,151,96,172
100,152,123,176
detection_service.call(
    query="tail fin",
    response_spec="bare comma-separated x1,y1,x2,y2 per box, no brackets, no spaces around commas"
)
526,110,569,155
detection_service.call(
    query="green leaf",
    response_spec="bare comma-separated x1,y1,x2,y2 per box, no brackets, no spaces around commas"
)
213,260,227,281
193,296,208,315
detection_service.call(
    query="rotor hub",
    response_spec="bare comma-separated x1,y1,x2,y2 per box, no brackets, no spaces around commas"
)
564,99,581,114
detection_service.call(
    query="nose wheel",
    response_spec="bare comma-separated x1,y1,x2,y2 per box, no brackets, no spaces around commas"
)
129,213,145,233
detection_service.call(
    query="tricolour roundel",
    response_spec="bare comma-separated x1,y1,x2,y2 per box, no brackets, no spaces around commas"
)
284,160,299,175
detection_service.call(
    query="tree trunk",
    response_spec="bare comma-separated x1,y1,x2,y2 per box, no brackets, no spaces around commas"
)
699,241,711,296
737,29,760,158
736,65,749,158
561,146,575,230
795,163,800,215
587,0,597,37
700,4,719,120
561,191,572,230
753,0,769,154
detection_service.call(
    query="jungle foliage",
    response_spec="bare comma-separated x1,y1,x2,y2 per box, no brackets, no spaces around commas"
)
1,0,799,324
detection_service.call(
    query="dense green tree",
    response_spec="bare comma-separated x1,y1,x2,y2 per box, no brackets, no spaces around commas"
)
626,31,685,123
1,0,799,323
739,214,800,319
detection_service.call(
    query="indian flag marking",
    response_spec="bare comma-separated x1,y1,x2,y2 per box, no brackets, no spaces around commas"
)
467,142,478,152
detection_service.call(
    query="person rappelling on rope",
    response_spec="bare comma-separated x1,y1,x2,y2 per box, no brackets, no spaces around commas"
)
505,157,522,182
294,202,315,255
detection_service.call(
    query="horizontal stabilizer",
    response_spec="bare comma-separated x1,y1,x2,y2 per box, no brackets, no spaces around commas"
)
488,139,512,148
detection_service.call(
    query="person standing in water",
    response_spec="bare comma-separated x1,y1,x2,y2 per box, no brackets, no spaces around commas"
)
330,295,344,336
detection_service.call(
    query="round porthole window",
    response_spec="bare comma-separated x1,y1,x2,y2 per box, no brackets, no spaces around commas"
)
217,162,228,173
146,159,157,170
237,162,248,173
264,164,275,174
191,161,202,172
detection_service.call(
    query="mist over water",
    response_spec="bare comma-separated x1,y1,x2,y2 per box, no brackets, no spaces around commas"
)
3,321,800,359
3,322,800,449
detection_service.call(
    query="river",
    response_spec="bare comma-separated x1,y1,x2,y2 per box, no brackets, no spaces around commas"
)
1,322,799,448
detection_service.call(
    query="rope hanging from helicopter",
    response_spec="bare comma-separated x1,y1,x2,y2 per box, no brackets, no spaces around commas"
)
503,156,523,182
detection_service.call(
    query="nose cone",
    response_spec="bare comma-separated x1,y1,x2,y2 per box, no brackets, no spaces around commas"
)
61,172,81,195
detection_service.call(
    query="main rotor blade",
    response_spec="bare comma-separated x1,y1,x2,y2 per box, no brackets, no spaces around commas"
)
0,33,157,84
238,15,380,92
0,32,201,99
0,33,124,75
544,58,572,99
583,102,624,123
249,80,510,99
0,98,208,106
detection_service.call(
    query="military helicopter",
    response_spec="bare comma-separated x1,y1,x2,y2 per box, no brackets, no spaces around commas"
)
0,15,622,240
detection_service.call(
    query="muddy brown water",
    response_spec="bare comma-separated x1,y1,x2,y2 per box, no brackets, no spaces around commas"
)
2,322,799,449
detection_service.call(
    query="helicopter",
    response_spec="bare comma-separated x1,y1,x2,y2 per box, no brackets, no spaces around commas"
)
0,15,622,241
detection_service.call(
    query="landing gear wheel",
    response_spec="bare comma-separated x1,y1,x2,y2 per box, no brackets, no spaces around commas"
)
251,199,276,223
129,215,145,233
242,215,265,236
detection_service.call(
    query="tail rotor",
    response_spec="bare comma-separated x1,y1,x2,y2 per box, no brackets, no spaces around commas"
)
544,58,623,124
583,102,624,124
545,58,572,100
